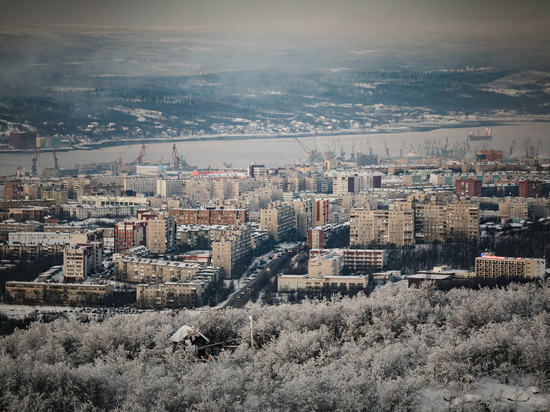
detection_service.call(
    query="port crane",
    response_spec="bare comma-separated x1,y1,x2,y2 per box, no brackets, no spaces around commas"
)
52,149,59,170
509,139,516,157
400,141,407,158
336,137,345,159
366,139,373,155
172,144,182,167
31,148,40,176
294,137,316,164
349,139,356,162
135,143,147,164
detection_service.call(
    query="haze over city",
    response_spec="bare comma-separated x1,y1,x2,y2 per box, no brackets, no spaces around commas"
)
1,1,550,411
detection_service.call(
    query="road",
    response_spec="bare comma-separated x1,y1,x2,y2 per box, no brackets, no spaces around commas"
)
223,245,304,309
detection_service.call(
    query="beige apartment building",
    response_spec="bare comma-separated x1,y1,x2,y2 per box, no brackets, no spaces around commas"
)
278,274,368,292
136,282,203,309
307,251,344,277
147,217,177,254
5,282,113,307
414,199,479,243
260,201,296,241
212,225,252,278
63,244,95,282
350,207,414,247
475,255,546,279
446,200,479,241
114,257,219,284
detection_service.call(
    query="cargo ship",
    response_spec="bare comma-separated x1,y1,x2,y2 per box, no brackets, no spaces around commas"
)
468,128,493,141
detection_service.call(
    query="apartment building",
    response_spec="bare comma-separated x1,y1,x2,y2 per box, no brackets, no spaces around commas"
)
0,221,42,241
2,207,45,222
455,179,482,197
310,248,387,272
41,190,69,205
277,274,368,292
63,244,93,282
114,257,218,284
308,251,344,277
114,220,147,253
518,180,543,198
4,181,25,200
349,207,414,247
307,222,349,250
414,199,479,243
147,217,177,254
290,198,314,237
77,195,149,207
170,208,248,225
475,254,546,279
362,174,382,190
0,199,55,212
212,225,252,278
123,176,158,194
8,231,70,246
313,199,330,226
5,282,114,307
0,243,66,260
446,200,479,242
156,179,185,197
67,204,139,220
259,201,296,242
136,282,203,309
333,175,361,196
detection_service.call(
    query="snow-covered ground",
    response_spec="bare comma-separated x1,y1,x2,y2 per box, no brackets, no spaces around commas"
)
420,376,550,411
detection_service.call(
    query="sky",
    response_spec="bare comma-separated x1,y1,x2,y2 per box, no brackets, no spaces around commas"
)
1,0,550,29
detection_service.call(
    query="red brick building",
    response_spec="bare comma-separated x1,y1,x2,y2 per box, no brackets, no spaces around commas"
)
455,179,482,198
518,180,543,198
114,220,147,253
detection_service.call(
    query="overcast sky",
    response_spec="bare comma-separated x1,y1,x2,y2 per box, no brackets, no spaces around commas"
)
1,0,550,28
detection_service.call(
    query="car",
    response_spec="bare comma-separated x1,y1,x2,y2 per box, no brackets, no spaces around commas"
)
241,292,245,295
236,296,241,299
266,268,271,272
251,274,257,278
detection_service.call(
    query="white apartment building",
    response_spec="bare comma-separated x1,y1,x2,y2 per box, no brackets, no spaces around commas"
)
8,231,70,246
156,179,185,197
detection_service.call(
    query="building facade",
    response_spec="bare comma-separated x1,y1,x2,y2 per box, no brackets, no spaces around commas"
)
349,207,414,247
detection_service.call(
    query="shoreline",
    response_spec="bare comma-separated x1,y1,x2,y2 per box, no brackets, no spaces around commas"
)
71,119,525,152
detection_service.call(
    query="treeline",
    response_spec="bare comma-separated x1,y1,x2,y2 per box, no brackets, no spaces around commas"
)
2,281,550,411
386,220,550,274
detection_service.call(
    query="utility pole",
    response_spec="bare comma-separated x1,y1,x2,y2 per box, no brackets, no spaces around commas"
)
249,316,254,349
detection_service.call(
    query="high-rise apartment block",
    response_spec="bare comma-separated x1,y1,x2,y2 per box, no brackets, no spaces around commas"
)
350,207,414,247
211,225,252,278
147,217,177,254
313,199,330,226
414,199,479,243
333,175,360,196
260,201,296,241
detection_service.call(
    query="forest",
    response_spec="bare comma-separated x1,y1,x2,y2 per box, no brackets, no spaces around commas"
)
1,280,550,411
